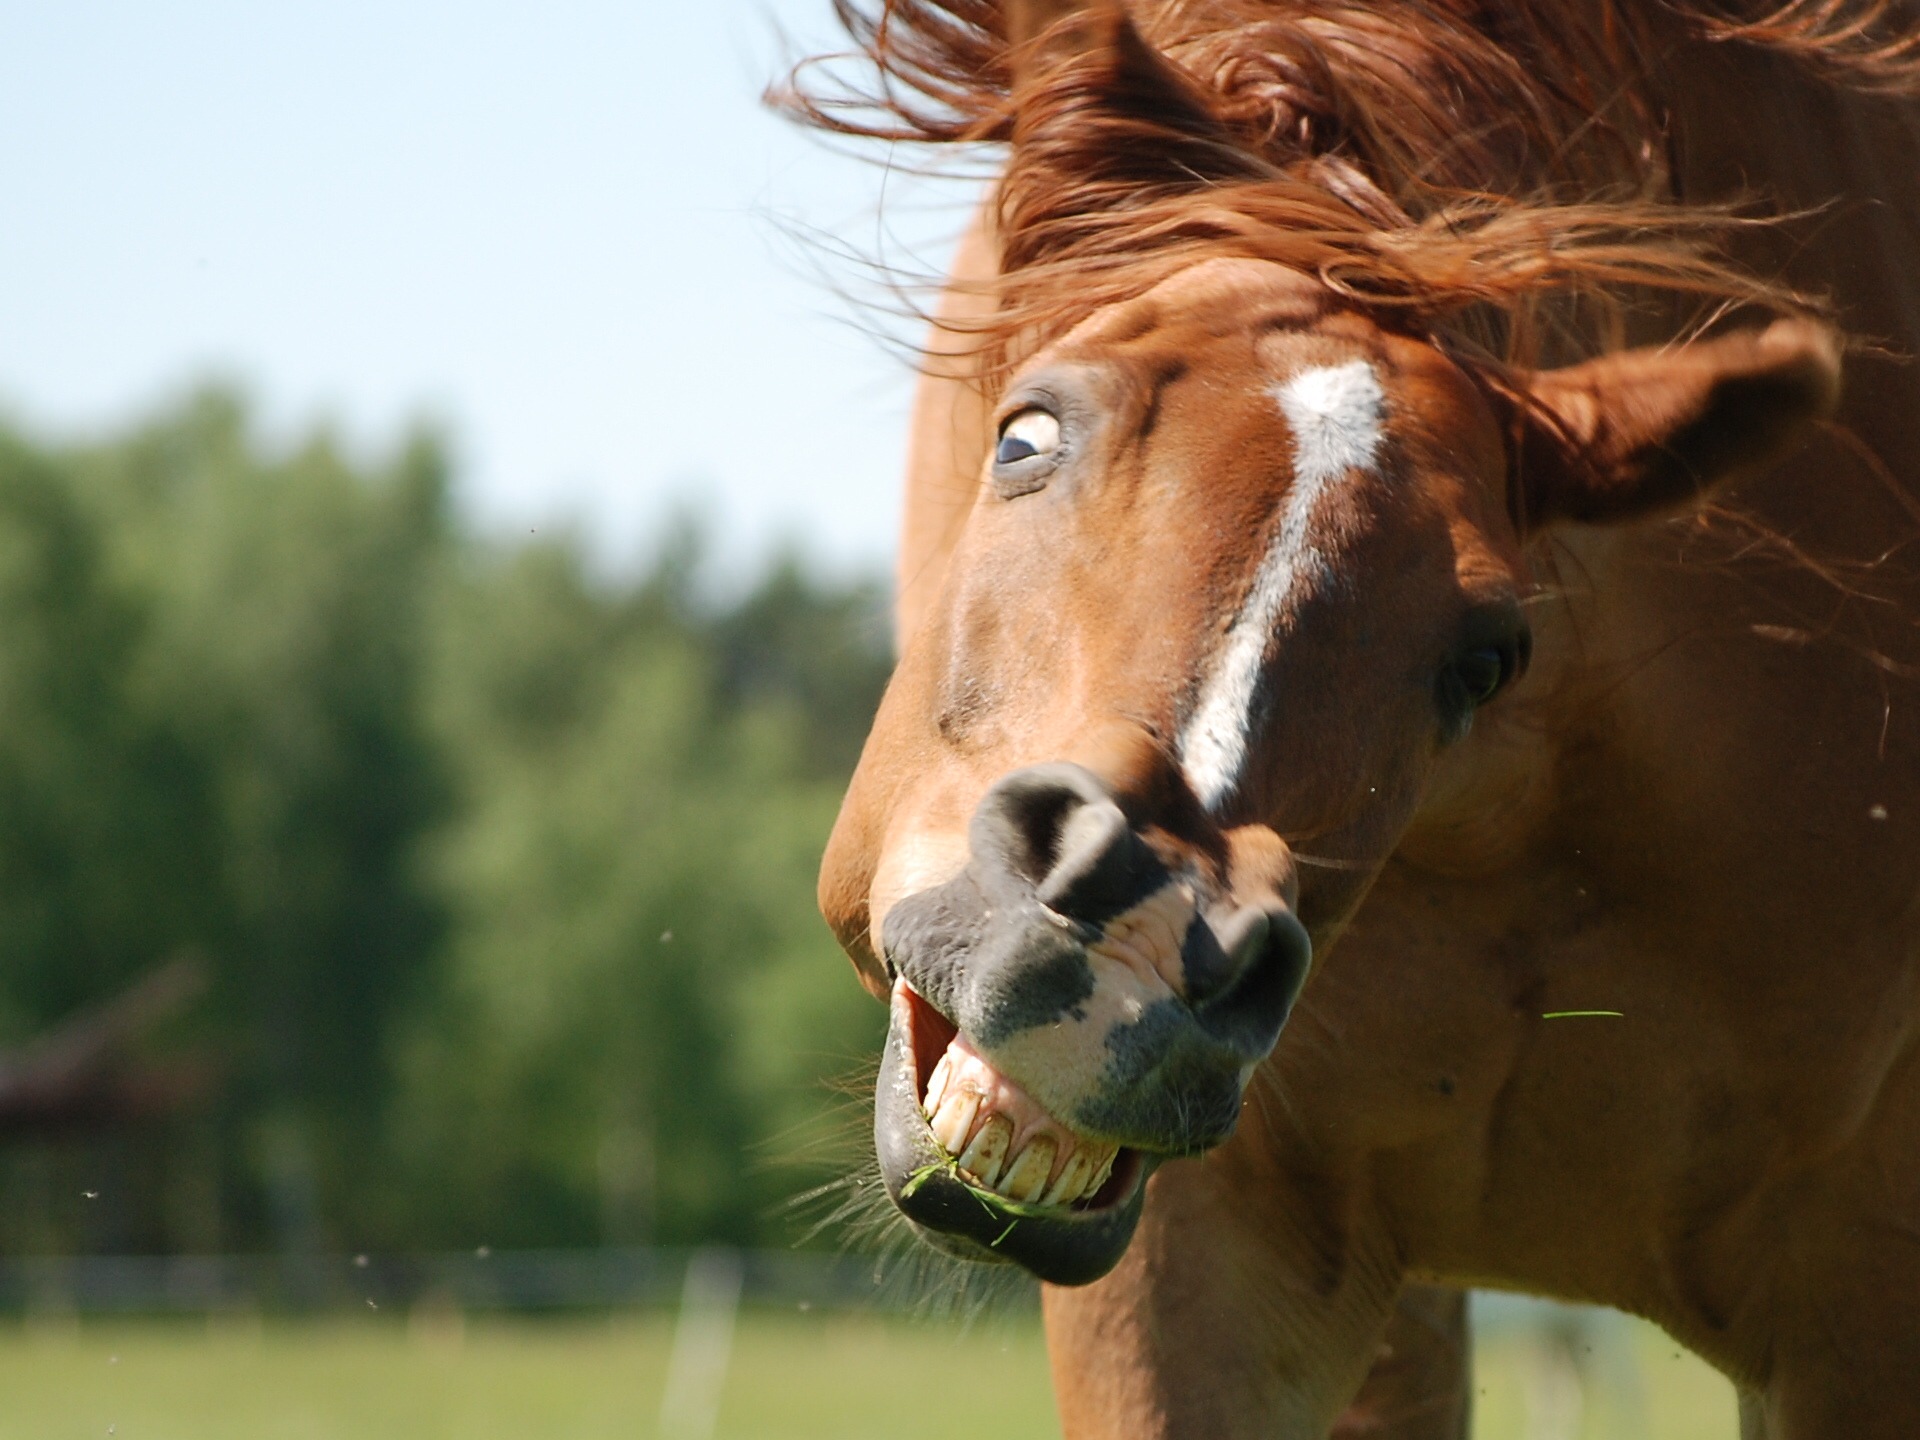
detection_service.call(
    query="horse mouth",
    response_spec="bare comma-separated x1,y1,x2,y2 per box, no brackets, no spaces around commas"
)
873,981,1151,1286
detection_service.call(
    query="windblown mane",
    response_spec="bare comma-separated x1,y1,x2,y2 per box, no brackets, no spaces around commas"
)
779,0,1920,373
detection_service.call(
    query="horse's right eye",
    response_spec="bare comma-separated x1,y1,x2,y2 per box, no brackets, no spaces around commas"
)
996,409,1061,467
1454,646,1511,706
1436,621,1530,740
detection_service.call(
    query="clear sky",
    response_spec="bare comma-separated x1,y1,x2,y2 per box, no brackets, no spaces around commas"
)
0,1,973,578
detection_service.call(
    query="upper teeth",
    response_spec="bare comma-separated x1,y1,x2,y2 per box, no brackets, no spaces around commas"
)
923,1038,1119,1209
927,1081,979,1155
956,1115,1012,1188
999,1136,1055,1203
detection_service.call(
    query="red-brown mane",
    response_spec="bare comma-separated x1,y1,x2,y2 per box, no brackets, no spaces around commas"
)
779,0,1920,374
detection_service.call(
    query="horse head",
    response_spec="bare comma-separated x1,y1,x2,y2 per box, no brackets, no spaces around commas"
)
814,1,1840,1285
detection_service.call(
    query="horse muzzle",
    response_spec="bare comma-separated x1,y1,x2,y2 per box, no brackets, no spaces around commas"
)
872,763,1311,1284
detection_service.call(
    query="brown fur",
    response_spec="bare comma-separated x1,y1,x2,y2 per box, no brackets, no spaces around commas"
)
785,1,1920,1435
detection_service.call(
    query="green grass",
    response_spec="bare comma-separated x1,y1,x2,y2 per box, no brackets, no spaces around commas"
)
1473,1325,1738,1440
0,1309,1735,1440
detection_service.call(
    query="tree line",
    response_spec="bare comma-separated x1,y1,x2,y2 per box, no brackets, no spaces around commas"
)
0,389,893,1257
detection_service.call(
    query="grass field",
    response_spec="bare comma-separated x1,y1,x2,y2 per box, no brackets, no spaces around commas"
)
0,1308,1736,1440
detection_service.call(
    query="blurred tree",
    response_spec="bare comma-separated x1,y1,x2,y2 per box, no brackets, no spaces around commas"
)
389,533,889,1248
710,552,891,779
0,390,893,1258
72,390,453,1253
0,429,216,1038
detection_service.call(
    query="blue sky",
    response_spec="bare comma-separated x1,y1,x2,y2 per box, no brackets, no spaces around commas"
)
0,1,976,576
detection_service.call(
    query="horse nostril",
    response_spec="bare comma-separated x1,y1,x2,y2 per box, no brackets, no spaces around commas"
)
1205,907,1270,1000
971,764,1169,926
1190,904,1312,1055
956,762,1311,1066
1035,800,1151,921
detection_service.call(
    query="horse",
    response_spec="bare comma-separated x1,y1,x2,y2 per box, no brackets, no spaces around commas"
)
781,1,1920,1434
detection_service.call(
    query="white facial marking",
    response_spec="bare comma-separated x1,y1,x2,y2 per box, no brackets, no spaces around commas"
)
1274,359,1390,492
1178,359,1386,813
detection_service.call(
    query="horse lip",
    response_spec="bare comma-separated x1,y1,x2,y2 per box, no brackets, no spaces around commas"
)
873,982,1152,1286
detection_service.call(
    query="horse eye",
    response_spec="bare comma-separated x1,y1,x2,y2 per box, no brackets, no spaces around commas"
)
995,408,1061,467
1452,644,1516,707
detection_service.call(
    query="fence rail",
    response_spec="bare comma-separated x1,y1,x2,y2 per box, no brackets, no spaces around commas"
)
0,1246,957,1317
0,1246,1644,1353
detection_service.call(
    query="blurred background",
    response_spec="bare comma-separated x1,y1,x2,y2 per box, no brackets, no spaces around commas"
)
0,2,1737,1436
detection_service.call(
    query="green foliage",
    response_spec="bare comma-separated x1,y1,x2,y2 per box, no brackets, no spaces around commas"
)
0,430,217,1038
0,389,892,1255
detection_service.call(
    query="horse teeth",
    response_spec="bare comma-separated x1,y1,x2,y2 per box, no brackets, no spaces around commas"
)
956,1115,1011,1188
928,1090,979,1156
1084,1145,1117,1198
1043,1150,1092,1206
998,1137,1055,1203
923,1053,954,1112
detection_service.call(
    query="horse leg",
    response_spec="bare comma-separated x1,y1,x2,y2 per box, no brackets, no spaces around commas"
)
1329,1285,1470,1440
1043,1148,1405,1439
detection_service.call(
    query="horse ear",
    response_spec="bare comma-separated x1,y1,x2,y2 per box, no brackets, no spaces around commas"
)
998,2,1262,271
1498,319,1842,532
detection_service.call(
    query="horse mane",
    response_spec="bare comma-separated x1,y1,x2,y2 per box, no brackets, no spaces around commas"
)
778,0,1920,374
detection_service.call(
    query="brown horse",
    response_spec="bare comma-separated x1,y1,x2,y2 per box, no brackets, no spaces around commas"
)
783,1,1920,1434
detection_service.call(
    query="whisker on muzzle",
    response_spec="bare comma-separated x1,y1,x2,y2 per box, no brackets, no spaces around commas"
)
772,1061,1042,1325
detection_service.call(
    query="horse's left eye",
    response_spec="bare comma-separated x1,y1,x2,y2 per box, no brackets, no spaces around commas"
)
996,408,1061,466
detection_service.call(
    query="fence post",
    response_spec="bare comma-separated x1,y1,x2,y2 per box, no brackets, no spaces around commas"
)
657,1248,743,1440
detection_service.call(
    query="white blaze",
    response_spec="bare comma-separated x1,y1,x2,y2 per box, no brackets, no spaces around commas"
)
1178,359,1386,812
